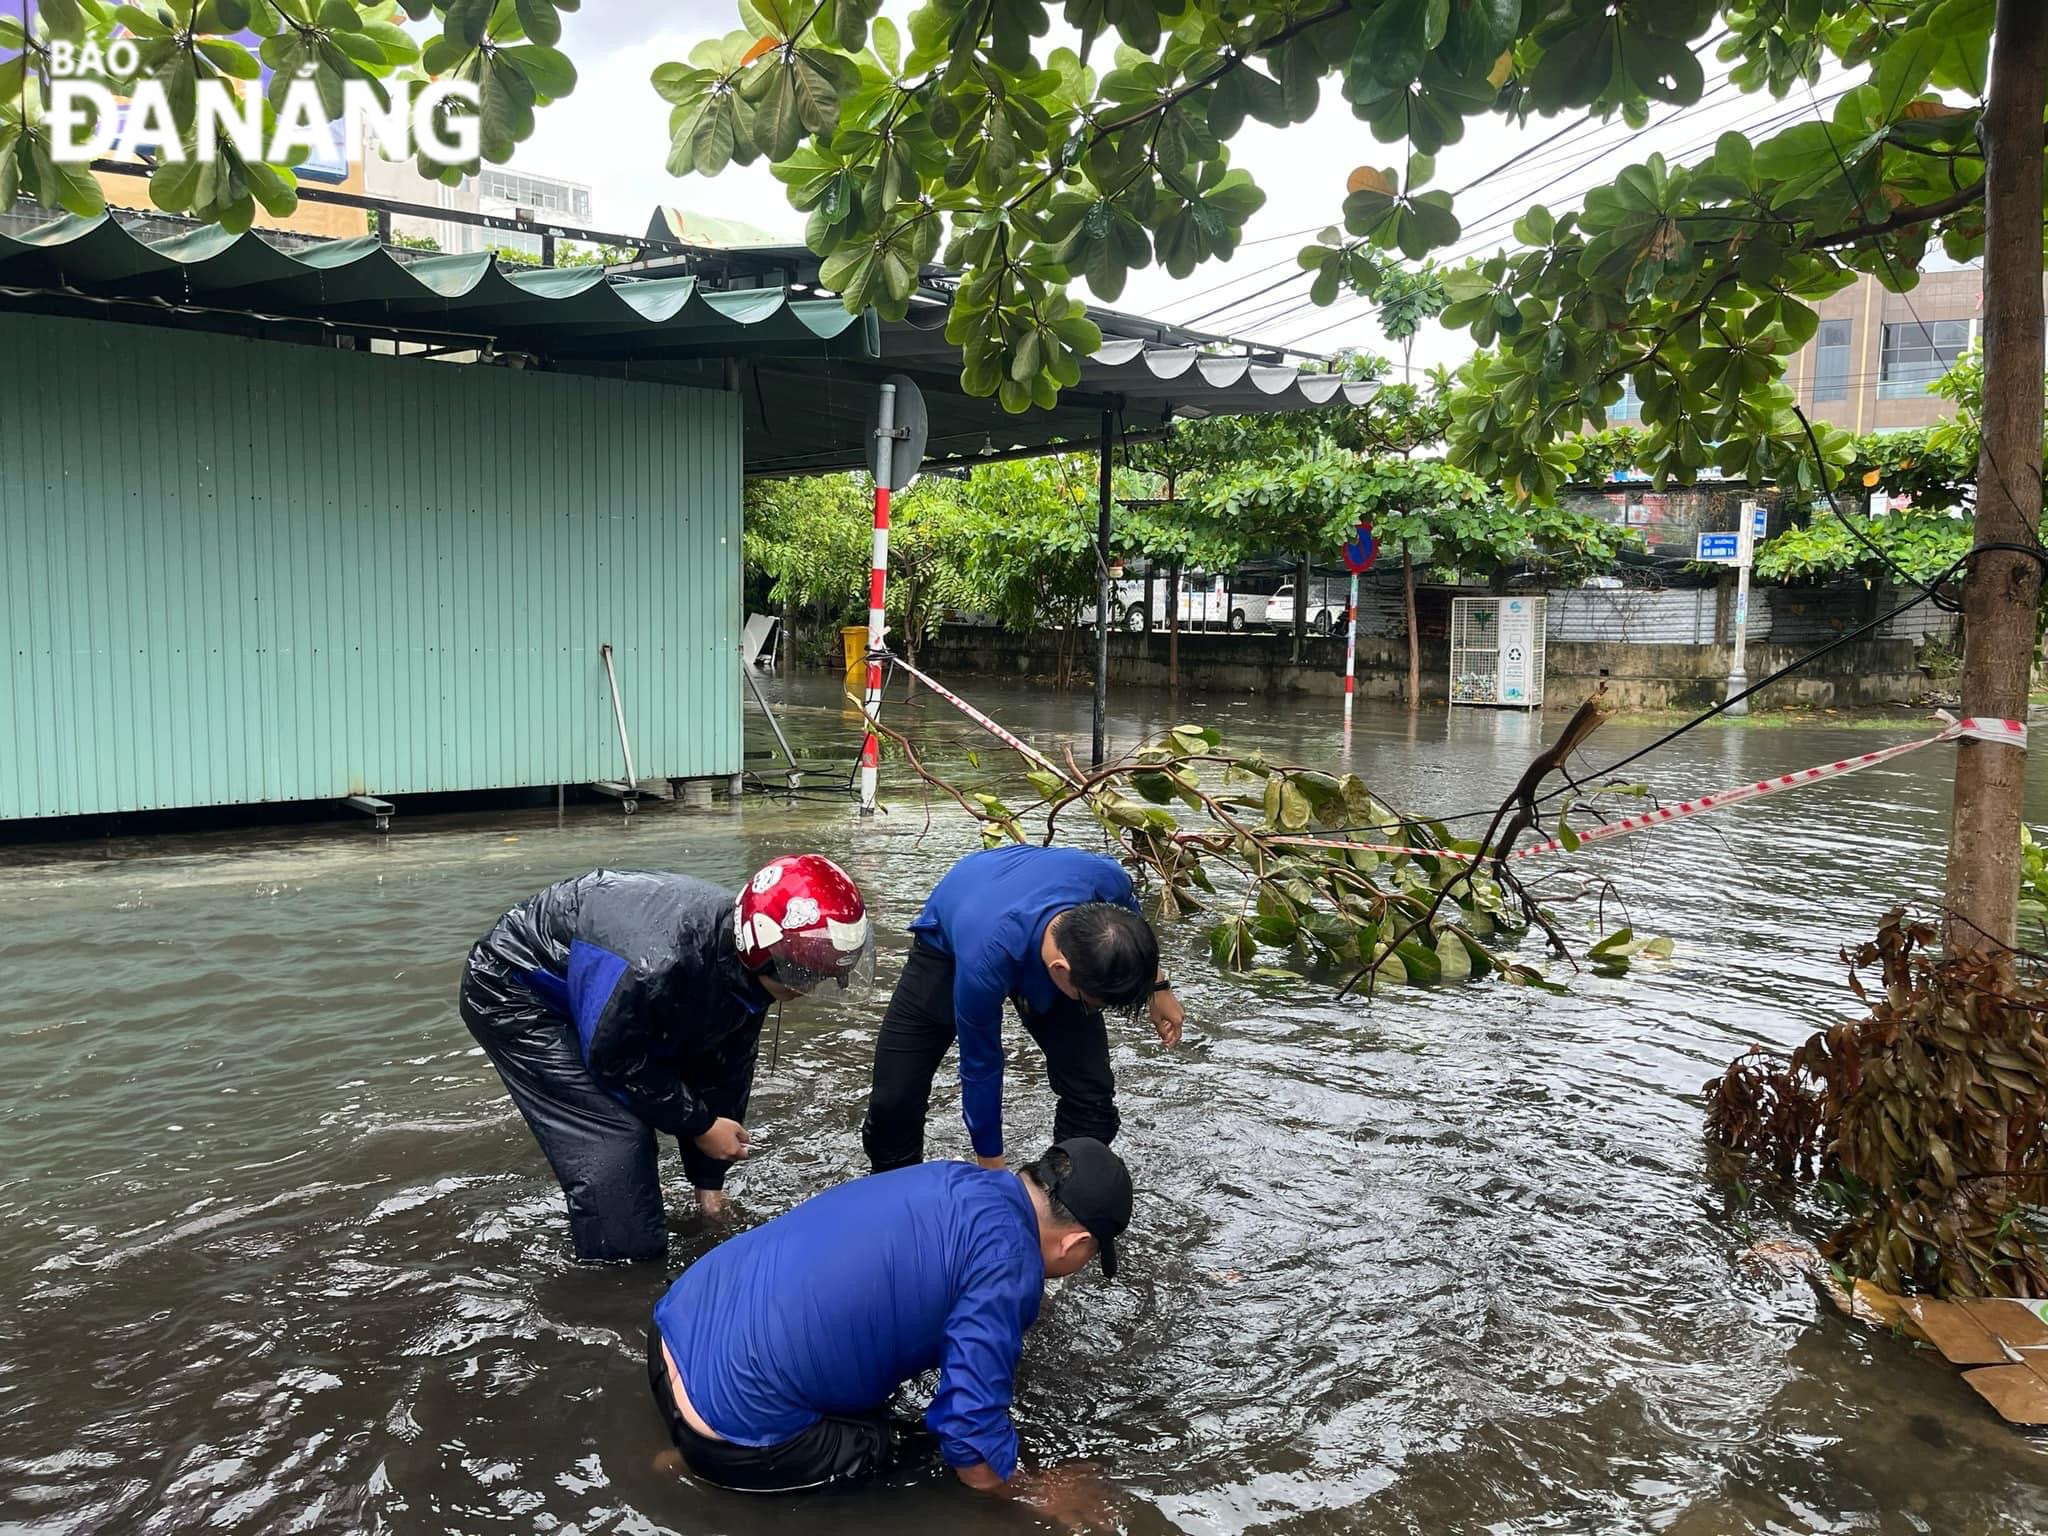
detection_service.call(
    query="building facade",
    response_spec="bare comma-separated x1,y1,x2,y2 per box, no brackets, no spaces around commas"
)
477,168,595,258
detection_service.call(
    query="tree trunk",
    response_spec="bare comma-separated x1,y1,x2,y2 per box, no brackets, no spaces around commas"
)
1404,548,1421,710
1944,0,2047,956
1167,556,1181,690
901,582,919,693
1292,552,1309,664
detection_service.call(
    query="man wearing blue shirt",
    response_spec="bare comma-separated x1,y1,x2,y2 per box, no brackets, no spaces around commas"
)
860,845,1184,1174
649,1138,1134,1493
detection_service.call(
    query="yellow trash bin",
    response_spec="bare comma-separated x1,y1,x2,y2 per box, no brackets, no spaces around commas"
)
841,625,869,690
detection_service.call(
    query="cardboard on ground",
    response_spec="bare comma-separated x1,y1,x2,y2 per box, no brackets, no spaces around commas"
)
1901,1296,2048,1425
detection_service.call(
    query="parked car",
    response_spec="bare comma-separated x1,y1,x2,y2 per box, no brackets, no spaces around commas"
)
1266,582,1347,636
1110,574,1253,633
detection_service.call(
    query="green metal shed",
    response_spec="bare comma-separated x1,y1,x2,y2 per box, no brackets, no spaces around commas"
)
0,214,870,821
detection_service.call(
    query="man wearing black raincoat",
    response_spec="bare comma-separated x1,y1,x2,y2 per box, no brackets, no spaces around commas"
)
460,857,873,1263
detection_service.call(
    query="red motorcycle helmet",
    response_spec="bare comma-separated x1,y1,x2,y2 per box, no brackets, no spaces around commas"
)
733,854,875,992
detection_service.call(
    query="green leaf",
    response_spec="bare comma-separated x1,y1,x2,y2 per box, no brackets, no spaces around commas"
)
1440,0,1520,79
1588,926,1635,959
515,0,561,46
1275,778,1312,832
241,158,297,217
443,0,495,47
1026,770,1066,801
500,44,576,99
1393,938,1442,984
1434,928,1471,982
479,54,538,160
195,37,262,78
1345,0,1431,108
871,14,900,72
789,46,858,135
669,92,740,175
1207,918,1256,970
113,4,172,38
1871,26,1941,122
1639,935,1675,960
148,155,202,213
35,0,87,40
746,60,804,158
28,137,105,216
1926,0,1993,96
423,33,473,74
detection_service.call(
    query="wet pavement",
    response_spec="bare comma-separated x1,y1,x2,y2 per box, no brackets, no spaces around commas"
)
3,672,2045,1535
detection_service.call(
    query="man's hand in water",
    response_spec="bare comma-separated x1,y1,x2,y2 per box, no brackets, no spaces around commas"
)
976,1154,1005,1171
1150,988,1184,1047
693,1189,732,1220
693,1118,751,1162
956,1462,1114,1530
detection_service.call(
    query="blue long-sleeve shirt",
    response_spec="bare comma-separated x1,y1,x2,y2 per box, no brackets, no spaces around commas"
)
654,1163,1044,1477
907,845,1140,1158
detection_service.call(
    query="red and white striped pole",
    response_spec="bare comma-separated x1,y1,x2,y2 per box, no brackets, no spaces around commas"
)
1343,570,1359,722
857,383,896,814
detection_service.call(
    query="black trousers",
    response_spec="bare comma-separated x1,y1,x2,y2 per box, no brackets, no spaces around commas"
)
461,967,671,1264
861,936,1119,1172
647,1324,905,1493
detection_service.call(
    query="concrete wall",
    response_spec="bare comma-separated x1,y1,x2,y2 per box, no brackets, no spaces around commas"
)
917,623,1935,712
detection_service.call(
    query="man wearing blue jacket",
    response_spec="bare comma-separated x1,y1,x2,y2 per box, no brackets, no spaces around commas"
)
461,858,873,1263
649,1137,1133,1494
861,844,1183,1174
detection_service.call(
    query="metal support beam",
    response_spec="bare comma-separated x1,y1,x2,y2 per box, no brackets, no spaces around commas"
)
742,657,804,789
1093,410,1113,768
343,794,392,831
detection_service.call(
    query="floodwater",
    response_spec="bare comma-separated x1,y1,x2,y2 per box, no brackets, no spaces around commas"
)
4,672,2047,1536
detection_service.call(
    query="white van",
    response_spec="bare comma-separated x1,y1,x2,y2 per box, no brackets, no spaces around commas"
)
1112,573,1252,633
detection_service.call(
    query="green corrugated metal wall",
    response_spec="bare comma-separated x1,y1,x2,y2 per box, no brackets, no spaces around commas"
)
0,311,742,819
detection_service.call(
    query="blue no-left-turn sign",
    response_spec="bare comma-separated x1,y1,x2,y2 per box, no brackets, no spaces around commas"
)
1343,521,1378,573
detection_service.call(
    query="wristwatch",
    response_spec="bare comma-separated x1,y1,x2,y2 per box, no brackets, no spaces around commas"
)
1150,976,1174,995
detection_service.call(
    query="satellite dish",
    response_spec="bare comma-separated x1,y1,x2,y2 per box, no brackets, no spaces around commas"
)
865,374,928,492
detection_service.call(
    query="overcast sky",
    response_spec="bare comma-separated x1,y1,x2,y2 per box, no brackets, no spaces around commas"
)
522,7,1870,376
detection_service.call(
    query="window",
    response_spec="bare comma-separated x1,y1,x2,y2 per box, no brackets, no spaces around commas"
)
1879,318,1971,398
1812,319,1851,402
1612,377,1642,421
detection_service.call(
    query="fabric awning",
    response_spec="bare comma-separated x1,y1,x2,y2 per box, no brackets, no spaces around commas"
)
0,212,876,363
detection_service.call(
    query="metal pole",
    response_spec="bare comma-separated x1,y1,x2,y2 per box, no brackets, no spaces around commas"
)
742,655,803,789
858,384,896,813
599,642,638,787
1344,570,1359,721
1725,498,1756,716
1093,410,1113,769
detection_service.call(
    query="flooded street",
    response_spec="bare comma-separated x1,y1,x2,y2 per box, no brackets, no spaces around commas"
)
4,674,2046,1535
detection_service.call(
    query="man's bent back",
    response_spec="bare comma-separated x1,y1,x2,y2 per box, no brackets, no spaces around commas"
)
654,1162,1041,1488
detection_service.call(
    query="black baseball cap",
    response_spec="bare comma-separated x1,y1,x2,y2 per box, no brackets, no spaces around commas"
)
1048,1137,1133,1278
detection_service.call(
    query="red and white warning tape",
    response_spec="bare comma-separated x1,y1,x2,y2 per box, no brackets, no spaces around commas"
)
882,652,1081,786
861,654,2024,866
1255,715,2028,864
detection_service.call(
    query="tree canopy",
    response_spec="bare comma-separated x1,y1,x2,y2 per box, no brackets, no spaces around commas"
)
6,3,2026,516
